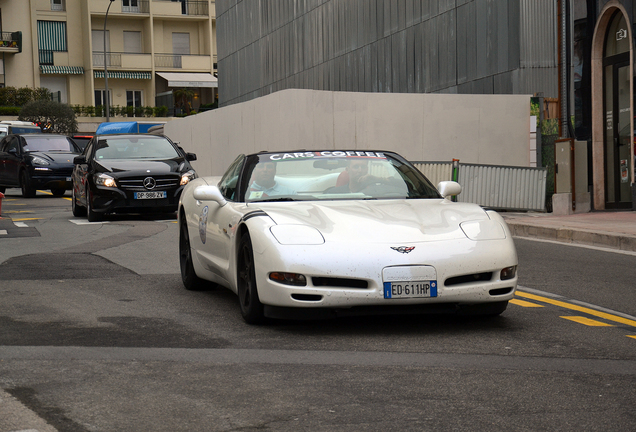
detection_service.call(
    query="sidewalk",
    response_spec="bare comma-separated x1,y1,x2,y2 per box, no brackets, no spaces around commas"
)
501,210,636,252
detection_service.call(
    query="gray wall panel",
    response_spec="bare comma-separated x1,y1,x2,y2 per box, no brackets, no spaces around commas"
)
217,0,559,106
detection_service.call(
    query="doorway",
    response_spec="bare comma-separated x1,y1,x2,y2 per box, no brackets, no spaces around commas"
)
602,11,632,209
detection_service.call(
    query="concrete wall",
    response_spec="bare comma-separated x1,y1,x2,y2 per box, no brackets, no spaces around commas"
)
164,89,531,177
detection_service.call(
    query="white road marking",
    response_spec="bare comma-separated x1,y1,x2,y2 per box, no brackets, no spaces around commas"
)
14,222,28,227
69,219,108,225
0,230,7,235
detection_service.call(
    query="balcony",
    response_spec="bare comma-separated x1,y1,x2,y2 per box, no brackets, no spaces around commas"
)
0,32,22,53
93,51,152,70
89,0,148,15
153,1,210,17
154,53,213,71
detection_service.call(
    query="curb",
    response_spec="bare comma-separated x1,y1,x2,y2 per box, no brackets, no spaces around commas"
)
506,221,636,252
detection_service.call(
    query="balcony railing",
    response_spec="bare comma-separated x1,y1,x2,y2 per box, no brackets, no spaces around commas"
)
39,50,54,65
182,1,209,16
1,32,21,52
93,52,122,67
122,0,149,14
155,54,182,68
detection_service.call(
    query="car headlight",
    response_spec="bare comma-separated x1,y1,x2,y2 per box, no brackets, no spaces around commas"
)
460,220,506,241
31,156,49,166
270,225,325,245
180,170,196,186
94,173,116,187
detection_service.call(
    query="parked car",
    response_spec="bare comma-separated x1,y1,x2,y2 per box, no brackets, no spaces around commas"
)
0,121,42,139
69,134,95,151
0,134,80,196
177,150,519,324
71,134,197,221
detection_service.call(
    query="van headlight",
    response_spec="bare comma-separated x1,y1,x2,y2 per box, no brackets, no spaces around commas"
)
95,173,116,187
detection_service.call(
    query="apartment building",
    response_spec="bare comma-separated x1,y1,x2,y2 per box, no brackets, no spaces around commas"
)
0,0,217,112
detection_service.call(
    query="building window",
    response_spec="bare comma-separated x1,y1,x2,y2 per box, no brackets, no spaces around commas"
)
123,31,142,54
37,21,67,65
51,0,64,12
122,0,139,13
127,90,143,111
95,89,111,107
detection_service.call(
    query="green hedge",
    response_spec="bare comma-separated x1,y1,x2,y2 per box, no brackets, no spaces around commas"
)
72,105,169,118
0,86,50,107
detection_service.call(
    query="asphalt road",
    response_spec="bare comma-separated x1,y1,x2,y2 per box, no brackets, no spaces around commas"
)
0,188,635,432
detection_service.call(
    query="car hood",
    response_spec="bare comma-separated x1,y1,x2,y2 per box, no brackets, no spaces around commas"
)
96,158,188,175
31,151,77,165
256,199,494,243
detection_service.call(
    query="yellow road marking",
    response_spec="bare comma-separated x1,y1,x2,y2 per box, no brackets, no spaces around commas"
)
517,291,636,329
510,299,544,308
12,218,41,221
561,316,614,327
627,336,636,340
3,210,33,213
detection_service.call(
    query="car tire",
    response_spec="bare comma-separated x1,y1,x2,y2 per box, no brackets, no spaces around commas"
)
237,231,265,324
51,188,65,197
458,300,509,317
20,171,36,198
71,187,86,217
179,215,208,291
86,192,101,222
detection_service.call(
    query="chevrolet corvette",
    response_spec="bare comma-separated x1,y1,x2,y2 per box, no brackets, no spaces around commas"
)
178,150,518,324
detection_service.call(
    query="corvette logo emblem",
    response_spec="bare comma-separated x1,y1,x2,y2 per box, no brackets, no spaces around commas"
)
391,246,415,254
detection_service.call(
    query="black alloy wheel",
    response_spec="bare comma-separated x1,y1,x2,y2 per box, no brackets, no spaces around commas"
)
237,231,265,324
20,171,36,198
86,191,101,222
71,186,86,217
51,188,65,197
179,214,208,290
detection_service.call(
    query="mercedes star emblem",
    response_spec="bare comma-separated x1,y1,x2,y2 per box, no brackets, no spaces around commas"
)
143,177,156,190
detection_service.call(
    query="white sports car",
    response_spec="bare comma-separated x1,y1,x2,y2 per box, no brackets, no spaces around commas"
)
178,150,518,324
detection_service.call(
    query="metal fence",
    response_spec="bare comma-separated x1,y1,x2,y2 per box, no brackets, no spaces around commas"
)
412,161,547,212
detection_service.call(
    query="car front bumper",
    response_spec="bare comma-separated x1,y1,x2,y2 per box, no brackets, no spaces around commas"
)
91,185,186,214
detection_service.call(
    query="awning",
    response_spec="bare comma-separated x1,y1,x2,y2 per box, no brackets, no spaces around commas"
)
156,72,218,88
94,71,151,80
40,65,84,74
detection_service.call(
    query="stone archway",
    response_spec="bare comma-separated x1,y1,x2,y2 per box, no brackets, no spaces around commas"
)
591,1,633,210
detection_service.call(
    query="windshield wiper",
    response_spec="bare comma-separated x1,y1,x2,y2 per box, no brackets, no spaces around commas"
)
255,197,297,202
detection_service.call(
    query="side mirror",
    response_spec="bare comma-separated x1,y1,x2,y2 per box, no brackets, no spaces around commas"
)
73,155,86,164
437,181,462,199
186,152,197,161
193,185,227,207
8,148,17,155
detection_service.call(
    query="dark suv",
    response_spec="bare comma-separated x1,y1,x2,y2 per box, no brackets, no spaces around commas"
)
0,134,81,197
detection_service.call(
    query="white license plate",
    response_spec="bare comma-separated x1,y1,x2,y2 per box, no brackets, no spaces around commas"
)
66,177,72,181
384,281,437,298
382,265,438,299
134,191,167,199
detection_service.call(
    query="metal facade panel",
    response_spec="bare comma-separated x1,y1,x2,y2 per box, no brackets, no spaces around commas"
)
412,162,454,186
457,164,547,211
217,0,557,106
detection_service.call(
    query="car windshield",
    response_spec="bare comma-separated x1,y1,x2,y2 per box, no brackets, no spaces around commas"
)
242,151,441,203
94,136,180,160
23,136,75,152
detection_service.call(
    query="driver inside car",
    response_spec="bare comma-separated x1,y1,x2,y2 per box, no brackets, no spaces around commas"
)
248,161,296,199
